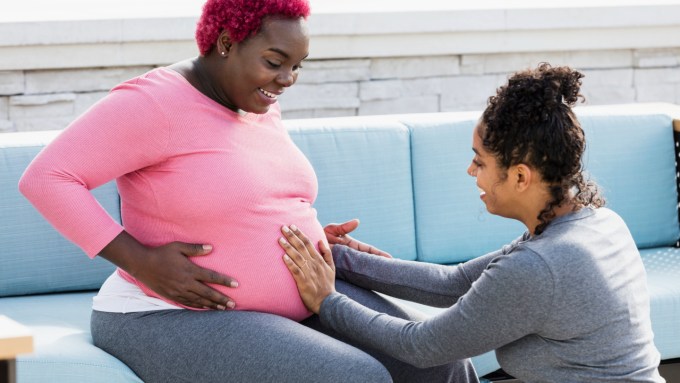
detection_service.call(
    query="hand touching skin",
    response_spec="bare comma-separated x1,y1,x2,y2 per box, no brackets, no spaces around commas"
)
280,225,336,314
324,219,392,258
101,231,239,310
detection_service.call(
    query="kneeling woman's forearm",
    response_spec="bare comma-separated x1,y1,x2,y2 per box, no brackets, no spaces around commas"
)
332,245,498,308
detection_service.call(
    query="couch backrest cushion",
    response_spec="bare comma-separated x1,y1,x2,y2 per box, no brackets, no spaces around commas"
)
578,113,680,248
0,131,119,297
286,118,417,260
404,113,526,264
404,107,680,264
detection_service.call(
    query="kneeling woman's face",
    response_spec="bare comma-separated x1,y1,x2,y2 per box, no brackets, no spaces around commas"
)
467,122,516,219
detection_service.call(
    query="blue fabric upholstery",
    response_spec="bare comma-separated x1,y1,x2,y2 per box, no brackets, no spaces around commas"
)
287,118,417,260
640,247,680,359
580,114,679,248
0,131,119,297
2,292,141,383
405,113,525,263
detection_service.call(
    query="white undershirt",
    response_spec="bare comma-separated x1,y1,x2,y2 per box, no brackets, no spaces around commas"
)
92,270,182,313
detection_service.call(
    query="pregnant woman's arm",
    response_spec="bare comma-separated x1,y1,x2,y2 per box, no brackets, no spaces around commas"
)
19,83,237,310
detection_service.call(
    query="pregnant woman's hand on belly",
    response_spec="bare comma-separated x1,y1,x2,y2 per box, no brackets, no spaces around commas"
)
324,219,392,258
101,231,239,310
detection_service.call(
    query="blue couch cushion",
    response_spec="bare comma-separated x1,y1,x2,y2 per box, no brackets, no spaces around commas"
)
2,292,141,383
579,114,679,249
405,110,680,264
286,118,417,260
404,113,525,263
640,247,680,360
0,131,119,297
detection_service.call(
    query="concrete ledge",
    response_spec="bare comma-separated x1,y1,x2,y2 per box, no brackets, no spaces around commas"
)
2,1,680,70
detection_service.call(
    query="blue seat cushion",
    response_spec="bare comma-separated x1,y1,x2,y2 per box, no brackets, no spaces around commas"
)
579,114,679,248
640,247,680,359
2,292,141,383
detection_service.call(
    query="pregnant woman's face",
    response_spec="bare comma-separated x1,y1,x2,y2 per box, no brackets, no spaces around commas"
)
217,17,309,114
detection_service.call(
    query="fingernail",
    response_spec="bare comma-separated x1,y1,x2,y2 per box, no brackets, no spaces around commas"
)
216,304,226,310
203,244,213,251
279,237,286,244
226,301,235,309
231,281,239,288
290,224,298,231
282,225,290,233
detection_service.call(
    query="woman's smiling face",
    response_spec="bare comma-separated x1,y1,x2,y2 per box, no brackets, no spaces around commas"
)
218,16,309,114
467,122,516,219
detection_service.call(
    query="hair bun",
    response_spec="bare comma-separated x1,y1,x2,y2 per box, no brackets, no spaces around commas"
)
536,63,584,107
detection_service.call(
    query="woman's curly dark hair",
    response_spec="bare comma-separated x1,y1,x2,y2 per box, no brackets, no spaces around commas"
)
481,63,605,235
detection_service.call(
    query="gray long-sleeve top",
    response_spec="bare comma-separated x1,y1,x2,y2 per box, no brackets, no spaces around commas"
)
321,208,664,382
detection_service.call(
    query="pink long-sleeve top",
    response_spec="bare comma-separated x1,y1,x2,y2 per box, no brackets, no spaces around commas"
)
19,67,325,321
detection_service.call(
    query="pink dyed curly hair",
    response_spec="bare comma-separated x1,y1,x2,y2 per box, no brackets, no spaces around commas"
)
195,0,311,56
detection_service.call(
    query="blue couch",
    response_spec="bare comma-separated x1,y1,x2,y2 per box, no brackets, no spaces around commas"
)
1,103,679,382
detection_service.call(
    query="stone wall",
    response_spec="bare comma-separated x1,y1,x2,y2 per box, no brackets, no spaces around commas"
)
281,48,680,119
2,48,679,132
2,1,680,132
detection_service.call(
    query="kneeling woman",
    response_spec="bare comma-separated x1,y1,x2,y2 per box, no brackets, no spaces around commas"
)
280,64,664,382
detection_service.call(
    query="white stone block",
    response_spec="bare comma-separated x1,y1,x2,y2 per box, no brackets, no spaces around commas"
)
14,117,73,132
0,120,15,133
0,97,8,120
10,93,76,119
25,66,153,94
580,87,636,105
75,91,110,115
401,77,450,96
634,49,680,68
120,41,197,67
440,94,487,113
278,83,359,111
297,59,371,84
0,71,24,95
567,50,633,69
281,109,316,119
312,108,357,118
358,95,439,116
359,80,403,101
439,75,506,110
634,68,680,85
461,52,568,75
282,108,357,120
370,56,460,80
636,85,678,103
580,69,634,88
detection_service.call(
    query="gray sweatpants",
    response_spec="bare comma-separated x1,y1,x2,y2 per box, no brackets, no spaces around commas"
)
91,280,478,383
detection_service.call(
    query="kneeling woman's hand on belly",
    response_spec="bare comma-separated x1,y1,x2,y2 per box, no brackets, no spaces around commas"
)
323,219,392,258
279,225,336,314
